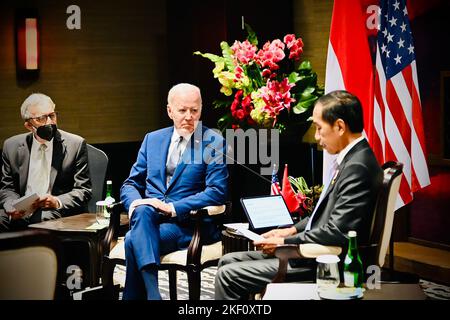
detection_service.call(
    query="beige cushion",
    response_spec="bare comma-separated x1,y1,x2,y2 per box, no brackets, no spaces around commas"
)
299,243,342,258
0,247,57,300
194,205,226,216
378,171,402,267
109,237,223,266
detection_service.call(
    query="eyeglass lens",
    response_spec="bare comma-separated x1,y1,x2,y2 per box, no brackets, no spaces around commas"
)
31,112,57,123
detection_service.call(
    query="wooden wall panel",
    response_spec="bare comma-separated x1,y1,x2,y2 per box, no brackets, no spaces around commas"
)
293,0,333,85
0,0,167,145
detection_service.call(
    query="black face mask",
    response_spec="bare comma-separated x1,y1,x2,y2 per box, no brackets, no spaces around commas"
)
34,124,57,141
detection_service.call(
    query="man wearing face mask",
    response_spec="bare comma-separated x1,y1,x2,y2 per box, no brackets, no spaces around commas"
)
0,93,92,232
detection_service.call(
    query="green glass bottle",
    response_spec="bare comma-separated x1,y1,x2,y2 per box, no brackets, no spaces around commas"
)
104,180,115,218
344,230,364,288
106,180,113,199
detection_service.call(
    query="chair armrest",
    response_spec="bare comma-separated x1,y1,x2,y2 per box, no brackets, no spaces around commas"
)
103,201,125,255
271,244,342,284
272,244,301,283
298,244,342,258
186,203,230,266
190,205,226,216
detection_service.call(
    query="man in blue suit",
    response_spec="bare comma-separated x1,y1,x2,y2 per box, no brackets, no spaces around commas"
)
120,83,228,299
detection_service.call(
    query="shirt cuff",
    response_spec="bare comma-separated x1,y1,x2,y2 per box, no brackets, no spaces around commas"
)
55,197,63,209
3,199,15,213
169,203,177,217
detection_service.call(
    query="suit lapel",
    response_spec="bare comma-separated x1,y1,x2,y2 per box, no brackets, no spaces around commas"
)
18,134,32,195
311,139,369,222
320,164,342,202
160,127,174,189
50,131,65,191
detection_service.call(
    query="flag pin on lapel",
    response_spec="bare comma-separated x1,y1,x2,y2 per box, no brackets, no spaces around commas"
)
331,170,339,185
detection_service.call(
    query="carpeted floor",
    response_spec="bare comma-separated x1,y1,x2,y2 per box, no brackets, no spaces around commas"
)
113,265,450,300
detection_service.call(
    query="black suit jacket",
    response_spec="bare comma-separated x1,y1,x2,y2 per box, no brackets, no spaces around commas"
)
0,130,92,216
284,139,383,247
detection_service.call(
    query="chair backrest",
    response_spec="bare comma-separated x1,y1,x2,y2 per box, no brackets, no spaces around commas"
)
367,161,403,267
0,229,62,300
86,144,109,212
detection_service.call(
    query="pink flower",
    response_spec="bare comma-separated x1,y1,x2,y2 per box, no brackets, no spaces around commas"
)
231,40,257,65
283,34,296,48
256,40,286,70
234,66,244,81
287,38,304,61
260,78,295,117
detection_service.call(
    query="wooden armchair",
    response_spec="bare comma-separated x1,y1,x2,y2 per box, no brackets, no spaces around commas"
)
269,161,404,287
101,201,231,300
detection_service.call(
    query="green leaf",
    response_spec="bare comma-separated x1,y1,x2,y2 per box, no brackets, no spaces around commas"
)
288,72,300,84
217,113,233,133
220,42,235,71
213,100,231,110
193,51,223,63
293,104,309,114
300,86,315,100
245,23,258,46
246,63,264,88
298,60,312,72
293,96,318,114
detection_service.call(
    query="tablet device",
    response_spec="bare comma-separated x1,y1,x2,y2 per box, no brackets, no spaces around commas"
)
240,195,294,234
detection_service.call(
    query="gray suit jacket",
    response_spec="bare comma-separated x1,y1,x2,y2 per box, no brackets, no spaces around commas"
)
284,139,383,247
0,130,92,217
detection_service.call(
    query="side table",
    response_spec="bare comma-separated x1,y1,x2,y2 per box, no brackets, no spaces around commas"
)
29,213,128,291
222,229,255,255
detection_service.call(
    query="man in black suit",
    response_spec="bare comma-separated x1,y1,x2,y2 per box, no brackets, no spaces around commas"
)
215,90,383,299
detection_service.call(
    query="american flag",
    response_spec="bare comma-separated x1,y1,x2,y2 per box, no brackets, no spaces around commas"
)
270,164,281,195
325,0,430,209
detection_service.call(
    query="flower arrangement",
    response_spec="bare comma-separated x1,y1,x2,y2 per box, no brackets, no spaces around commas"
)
194,24,323,136
289,176,323,218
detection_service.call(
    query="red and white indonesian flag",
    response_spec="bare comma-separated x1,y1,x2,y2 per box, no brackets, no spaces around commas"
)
325,0,430,209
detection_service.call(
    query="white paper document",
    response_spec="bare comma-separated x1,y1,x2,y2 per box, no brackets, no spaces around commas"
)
11,193,39,217
237,228,265,242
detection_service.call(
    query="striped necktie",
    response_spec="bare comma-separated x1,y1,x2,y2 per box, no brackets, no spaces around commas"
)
166,136,183,185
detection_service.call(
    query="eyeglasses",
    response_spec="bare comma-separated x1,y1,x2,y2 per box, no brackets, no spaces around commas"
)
27,111,58,124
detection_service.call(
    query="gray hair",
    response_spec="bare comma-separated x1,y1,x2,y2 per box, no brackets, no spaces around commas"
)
167,83,202,106
20,93,55,120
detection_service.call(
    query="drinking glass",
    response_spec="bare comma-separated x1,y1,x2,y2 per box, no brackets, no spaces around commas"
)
316,255,341,293
96,200,109,225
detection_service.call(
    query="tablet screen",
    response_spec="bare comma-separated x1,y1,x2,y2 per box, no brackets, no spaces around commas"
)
241,195,294,230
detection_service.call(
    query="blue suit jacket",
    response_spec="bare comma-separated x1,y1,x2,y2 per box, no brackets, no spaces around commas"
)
121,125,228,236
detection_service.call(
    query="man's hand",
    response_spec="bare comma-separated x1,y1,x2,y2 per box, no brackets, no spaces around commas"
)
6,209,27,220
145,198,173,217
254,237,285,255
32,195,60,210
262,226,297,239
